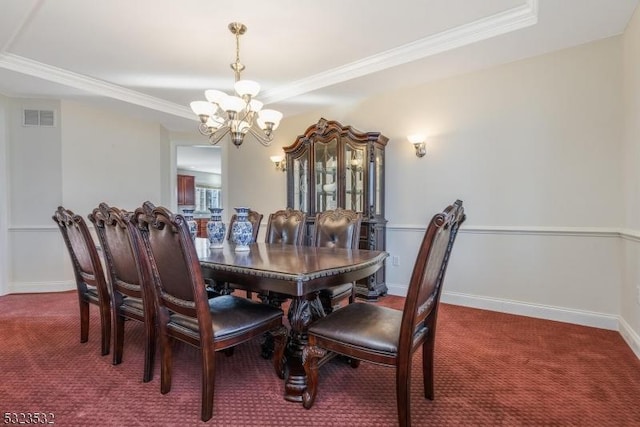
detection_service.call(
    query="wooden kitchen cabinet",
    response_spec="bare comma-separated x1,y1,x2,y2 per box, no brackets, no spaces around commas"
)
196,218,208,238
177,174,195,206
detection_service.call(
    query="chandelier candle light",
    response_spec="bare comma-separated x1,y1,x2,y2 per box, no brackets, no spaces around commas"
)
190,22,283,148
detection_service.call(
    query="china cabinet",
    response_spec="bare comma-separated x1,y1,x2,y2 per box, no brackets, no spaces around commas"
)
284,118,388,299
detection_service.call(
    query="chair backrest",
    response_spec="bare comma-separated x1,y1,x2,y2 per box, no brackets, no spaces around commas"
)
52,206,110,300
265,208,307,245
227,209,263,243
312,208,362,249
398,199,466,355
88,202,153,306
131,202,212,342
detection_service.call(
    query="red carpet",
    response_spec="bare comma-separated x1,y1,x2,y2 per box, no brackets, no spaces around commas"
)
1,291,639,426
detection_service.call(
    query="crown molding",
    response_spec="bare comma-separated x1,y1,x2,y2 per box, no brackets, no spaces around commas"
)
0,52,194,120
0,1,538,118
261,0,539,104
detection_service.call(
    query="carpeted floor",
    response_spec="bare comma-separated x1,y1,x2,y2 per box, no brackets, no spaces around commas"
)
1,291,639,426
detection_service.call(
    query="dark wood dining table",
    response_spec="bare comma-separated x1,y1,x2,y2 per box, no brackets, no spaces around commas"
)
194,238,388,403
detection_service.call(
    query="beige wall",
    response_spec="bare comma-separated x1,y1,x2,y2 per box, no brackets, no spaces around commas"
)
0,95,8,295
6,98,66,292
9,98,63,226
4,99,165,294
276,37,623,227
60,100,163,214
159,125,171,207
225,133,288,221
256,37,628,334
621,4,640,354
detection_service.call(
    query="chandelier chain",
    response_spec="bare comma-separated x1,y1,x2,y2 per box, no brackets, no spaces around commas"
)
233,31,241,81
230,22,245,82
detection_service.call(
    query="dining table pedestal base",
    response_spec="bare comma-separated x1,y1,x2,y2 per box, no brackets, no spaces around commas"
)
284,295,325,402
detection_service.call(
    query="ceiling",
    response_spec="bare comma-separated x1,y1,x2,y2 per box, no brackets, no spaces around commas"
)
0,0,637,139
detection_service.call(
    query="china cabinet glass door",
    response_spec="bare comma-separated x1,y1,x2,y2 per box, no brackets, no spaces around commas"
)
291,150,309,213
374,147,384,215
314,138,338,212
344,143,365,212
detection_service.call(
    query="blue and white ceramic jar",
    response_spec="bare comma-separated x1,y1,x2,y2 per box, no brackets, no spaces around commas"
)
231,207,253,252
207,208,225,249
181,208,197,240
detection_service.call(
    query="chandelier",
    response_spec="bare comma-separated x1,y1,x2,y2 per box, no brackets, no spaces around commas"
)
190,22,283,148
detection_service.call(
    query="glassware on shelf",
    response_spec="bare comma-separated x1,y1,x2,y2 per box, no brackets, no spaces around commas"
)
322,182,336,193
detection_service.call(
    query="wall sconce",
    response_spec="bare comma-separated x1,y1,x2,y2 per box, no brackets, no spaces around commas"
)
407,134,426,158
270,155,286,172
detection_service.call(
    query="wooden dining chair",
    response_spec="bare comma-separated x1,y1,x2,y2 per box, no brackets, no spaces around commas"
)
130,202,287,422
88,202,156,382
302,200,466,427
261,208,307,305
312,208,362,314
265,208,307,246
255,208,307,358
52,206,111,356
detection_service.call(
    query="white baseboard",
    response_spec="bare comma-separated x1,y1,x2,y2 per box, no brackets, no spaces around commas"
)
387,284,640,359
9,280,75,294
387,283,627,335
385,283,411,298
441,290,619,330
619,317,640,359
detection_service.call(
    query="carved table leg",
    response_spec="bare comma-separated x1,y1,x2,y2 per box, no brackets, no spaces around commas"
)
284,294,325,402
260,293,288,359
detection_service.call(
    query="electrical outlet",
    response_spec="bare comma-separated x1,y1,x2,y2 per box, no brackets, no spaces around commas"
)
392,256,400,267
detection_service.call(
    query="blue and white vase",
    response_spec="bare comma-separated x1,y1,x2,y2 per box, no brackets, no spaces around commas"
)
181,208,197,240
231,207,253,252
207,208,225,249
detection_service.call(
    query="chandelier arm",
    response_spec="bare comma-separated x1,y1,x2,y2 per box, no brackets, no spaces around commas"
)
197,122,214,137
238,108,256,127
247,126,274,147
208,126,232,146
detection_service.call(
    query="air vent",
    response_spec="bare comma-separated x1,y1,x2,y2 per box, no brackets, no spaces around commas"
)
23,109,56,127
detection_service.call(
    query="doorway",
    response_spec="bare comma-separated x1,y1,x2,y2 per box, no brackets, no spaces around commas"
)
176,146,222,216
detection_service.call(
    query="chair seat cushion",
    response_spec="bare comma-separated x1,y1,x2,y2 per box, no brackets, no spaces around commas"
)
308,302,402,357
170,295,283,341
84,286,100,302
119,295,144,317
319,283,353,298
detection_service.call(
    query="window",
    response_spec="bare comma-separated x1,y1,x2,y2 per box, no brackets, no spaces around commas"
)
195,187,221,213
